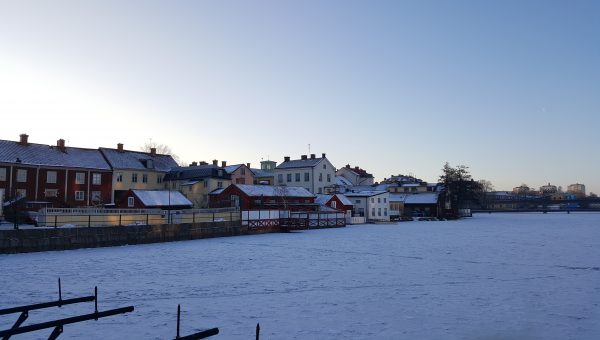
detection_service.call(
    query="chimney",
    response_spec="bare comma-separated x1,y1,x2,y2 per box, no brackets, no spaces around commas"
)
321,153,326,158
246,163,251,168
284,156,290,162
310,154,316,159
150,147,156,155
221,161,227,167
57,139,66,151
301,155,308,160
190,161,198,167
346,164,350,168
355,166,360,170
19,134,29,145
117,143,124,152
212,159,218,166
200,161,208,165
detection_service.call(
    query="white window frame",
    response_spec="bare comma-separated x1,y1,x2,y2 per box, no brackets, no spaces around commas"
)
17,169,27,183
91,191,102,202
92,173,101,185
47,171,57,184
0,168,6,181
127,197,134,207
132,173,138,183
75,191,85,201
75,172,86,185
116,172,123,183
142,174,148,183
331,201,337,209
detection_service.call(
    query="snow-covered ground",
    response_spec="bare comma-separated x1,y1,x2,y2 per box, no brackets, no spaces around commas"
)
1,213,599,339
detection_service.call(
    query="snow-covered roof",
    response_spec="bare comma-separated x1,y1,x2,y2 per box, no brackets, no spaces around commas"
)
276,157,324,169
100,148,177,171
235,184,315,198
389,193,410,202
181,181,200,186
315,194,353,206
132,190,192,207
404,193,439,204
335,176,353,186
345,190,388,197
0,139,111,170
251,168,274,177
336,194,353,206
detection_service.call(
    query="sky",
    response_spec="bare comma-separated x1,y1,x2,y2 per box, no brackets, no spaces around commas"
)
0,0,598,193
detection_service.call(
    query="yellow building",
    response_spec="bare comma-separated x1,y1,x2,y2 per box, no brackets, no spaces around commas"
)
100,144,178,203
164,163,232,208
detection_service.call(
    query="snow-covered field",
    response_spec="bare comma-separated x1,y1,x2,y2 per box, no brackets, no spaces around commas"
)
1,213,599,339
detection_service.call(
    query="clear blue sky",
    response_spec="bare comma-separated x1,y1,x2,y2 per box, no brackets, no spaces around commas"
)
1,0,598,193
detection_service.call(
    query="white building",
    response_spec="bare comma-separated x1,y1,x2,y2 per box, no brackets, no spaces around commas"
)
274,153,336,195
345,190,390,222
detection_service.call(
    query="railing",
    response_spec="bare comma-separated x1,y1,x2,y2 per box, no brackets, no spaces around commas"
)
36,207,240,228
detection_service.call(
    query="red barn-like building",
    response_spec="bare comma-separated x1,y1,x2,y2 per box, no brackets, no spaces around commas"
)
210,184,317,211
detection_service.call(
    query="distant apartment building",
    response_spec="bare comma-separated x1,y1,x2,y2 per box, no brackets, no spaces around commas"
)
539,183,558,195
567,183,586,198
222,162,255,185
274,153,336,194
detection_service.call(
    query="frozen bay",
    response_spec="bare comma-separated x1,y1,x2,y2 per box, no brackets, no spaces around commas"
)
1,213,599,339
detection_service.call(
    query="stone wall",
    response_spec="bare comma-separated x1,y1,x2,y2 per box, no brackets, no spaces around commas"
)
0,221,244,254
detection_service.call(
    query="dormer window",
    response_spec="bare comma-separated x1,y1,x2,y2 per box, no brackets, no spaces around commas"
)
146,159,154,169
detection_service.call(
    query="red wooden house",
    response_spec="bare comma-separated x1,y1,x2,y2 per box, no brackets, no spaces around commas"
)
209,184,317,211
0,134,113,211
315,194,353,214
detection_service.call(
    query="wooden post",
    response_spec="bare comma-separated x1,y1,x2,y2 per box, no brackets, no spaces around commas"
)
256,323,260,340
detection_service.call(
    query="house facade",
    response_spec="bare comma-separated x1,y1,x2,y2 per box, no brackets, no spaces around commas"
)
252,160,277,185
209,184,316,211
274,153,335,194
0,135,112,208
336,165,374,186
315,194,353,216
164,164,232,208
100,144,177,204
345,190,390,221
223,162,255,185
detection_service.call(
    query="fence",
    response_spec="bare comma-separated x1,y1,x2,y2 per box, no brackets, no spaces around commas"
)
36,207,240,228
241,210,346,231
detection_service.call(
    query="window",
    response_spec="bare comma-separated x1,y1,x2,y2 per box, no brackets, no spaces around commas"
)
295,173,300,182
318,173,322,182
358,208,365,216
304,173,309,181
91,191,102,202
355,199,361,204
217,181,223,188
241,167,246,175
75,172,85,184
92,173,101,185
331,201,337,209
404,188,409,192
116,172,123,182
378,208,382,216
17,169,27,182
236,178,245,184
371,208,375,216
157,175,163,184
142,174,148,183
47,171,57,184
75,191,85,201
127,197,134,207
0,168,6,181
146,159,154,169
15,189,26,198
371,198,375,203
378,197,381,203
287,174,292,182
323,164,326,169
218,170,223,177
384,198,387,203
132,173,138,183
327,174,331,182
318,187,322,194
45,189,58,198
278,174,283,183
384,208,388,216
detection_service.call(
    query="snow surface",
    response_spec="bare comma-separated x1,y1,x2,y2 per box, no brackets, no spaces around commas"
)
1,213,600,339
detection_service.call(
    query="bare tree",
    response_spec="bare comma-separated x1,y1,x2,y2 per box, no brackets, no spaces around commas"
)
140,139,182,165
